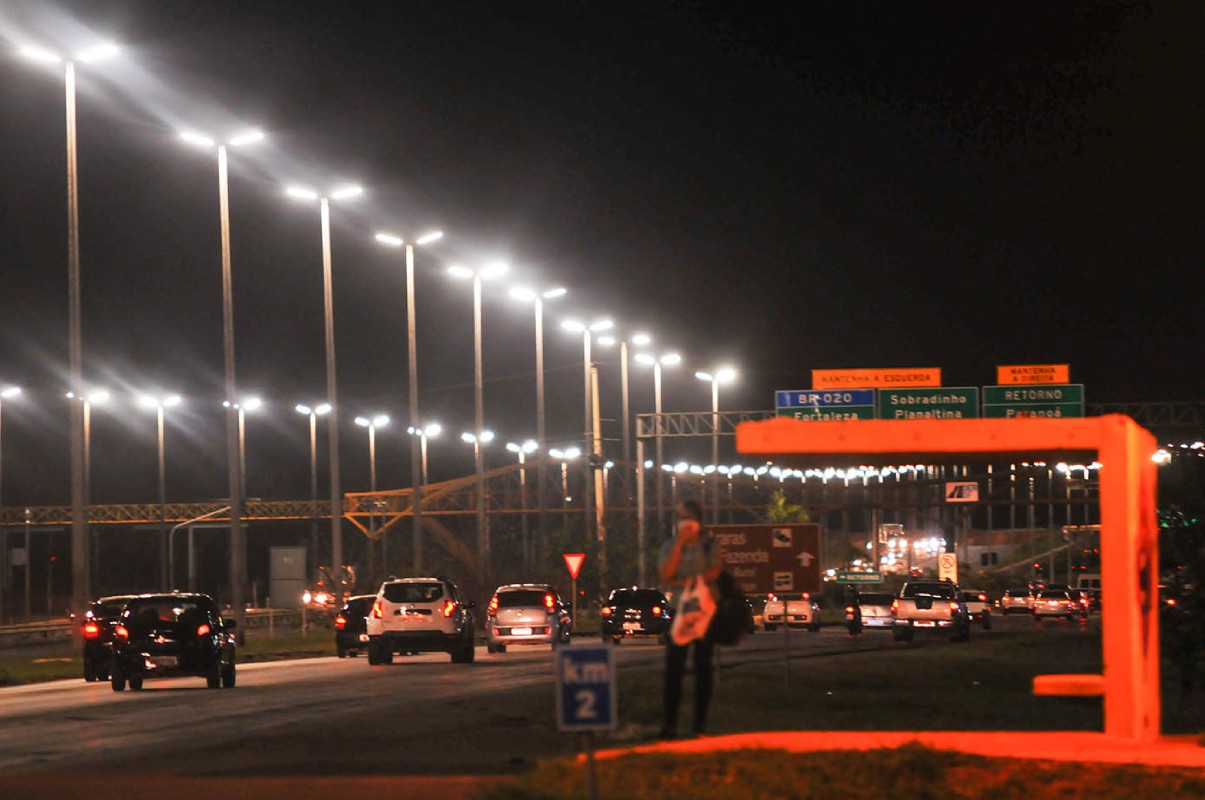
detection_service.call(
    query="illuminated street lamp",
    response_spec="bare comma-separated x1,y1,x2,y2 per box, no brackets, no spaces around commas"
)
447,262,508,581
286,182,364,575
295,403,332,567
562,317,613,589
355,414,390,573
137,393,182,589
374,229,443,573
21,39,121,619
407,422,442,486
695,367,737,522
222,397,262,500
0,386,21,510
548,447,582,506
508,283,567,569
635,351,681,534
597,331,651,468
180,126,265,631
507,439,539,571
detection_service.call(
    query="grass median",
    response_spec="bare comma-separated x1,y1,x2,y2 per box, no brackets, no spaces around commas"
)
476,744,1205,800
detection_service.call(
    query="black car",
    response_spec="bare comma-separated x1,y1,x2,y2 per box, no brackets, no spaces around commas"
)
335,594,375,658
82,594,136,682
600,587,672,644
109,592,236,691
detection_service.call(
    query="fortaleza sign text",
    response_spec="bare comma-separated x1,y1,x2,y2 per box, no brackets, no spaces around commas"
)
812,367,941,389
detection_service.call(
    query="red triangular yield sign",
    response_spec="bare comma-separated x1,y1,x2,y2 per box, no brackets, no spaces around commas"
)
563,552,586,580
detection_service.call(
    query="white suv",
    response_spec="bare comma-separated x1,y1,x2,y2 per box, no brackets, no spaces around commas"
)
763,592,821,632
365,577,476,664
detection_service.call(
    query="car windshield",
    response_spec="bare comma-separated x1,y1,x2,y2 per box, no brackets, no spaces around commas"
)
858,593,894,606
611,589,664,605
1005,588,1030,596
125,599,215,628
497,589,552,608
901,584,956,599
383,582,444,603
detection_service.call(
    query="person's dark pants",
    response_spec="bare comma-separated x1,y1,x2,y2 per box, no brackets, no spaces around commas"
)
662,637,713,735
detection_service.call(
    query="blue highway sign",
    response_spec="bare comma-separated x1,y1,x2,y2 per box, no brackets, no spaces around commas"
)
555,644,617,732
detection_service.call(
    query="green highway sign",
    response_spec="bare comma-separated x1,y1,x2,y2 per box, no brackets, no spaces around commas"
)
877,387,979,420
836,571,884,584
983,384,1085,419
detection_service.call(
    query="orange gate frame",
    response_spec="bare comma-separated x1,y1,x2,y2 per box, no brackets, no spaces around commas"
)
736,414,1160,743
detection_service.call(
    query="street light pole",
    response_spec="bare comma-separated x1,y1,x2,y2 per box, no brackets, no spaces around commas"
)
181,127,263,634
295,403,331,573
22,41,120,624
138,394,181,590
0,386,19,622
507,440,538,574
460,429,496,580
695,367,736,524
375,230,443,575
355,414,390,572
636,352,681,536
287,184,364,577
508,285,566,573
408,422,441,489
448,263,508,584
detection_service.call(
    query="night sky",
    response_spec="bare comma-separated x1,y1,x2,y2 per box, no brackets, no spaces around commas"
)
0,1,1201,508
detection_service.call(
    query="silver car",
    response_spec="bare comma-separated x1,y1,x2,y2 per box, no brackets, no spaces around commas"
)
485,584,572,653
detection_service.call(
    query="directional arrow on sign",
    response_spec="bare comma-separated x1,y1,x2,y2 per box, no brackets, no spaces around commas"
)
797,551,814,567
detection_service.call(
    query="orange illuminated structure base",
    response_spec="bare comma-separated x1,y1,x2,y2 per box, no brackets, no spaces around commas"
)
735,415,1161,744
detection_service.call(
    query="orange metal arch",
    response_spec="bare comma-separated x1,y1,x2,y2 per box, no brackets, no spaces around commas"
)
736,415,1160,743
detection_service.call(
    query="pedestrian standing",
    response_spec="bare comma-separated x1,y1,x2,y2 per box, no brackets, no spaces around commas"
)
657,499,723,739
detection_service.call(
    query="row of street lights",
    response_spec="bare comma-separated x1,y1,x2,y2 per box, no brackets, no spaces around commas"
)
13,36,741,616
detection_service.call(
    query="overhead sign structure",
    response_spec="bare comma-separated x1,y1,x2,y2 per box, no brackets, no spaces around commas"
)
836,571,884,584
945,481,980,502
709,523,821,596
555,644,617,732
877,387,980,420
983,384,1085,419
775,389,876,421
938,552,958,583
563,553,585,580
996,364,1070,385
812,367,941,389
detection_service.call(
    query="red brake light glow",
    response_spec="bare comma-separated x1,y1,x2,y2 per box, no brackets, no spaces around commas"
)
949,602,959,611
83,622,100,639
115,625,129,640
196,623,211,637
978,594,987,602
845,606,854,614
442,599,457,618
601,606,613,617
651,605,662,617
335,615,347,629
487,594,499,616
372,599,383,618
890,599,899,616
543,593,556,612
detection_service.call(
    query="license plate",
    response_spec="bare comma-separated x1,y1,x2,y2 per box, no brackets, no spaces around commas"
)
915,621,936,627
151,655,177,668
622,622,641,632
511,627,533,636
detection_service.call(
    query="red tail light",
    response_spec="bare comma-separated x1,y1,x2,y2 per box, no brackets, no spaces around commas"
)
335,614,347,629
543,593,556,612
801,592,810,600
487,594,499,616
196,623,211,637
601,606,613,617
372,600,383,619
442,599,457,618
651,605,662,617
845,606,854,614
767,593,776,602
115,625,129,640
890,599,899,617
978,594,987,602
949,602,959,611
83,622,100,639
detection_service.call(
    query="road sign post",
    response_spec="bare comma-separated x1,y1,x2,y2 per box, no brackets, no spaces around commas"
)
555,643,616,800
564,553,585,633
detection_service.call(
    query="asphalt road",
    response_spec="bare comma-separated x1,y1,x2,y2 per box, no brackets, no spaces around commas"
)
0,614,1070,779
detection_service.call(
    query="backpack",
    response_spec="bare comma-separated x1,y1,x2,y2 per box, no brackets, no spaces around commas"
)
707,569,752,645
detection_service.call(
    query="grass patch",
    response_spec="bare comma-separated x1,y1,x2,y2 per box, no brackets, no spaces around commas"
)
476,745,1205,800
238,630,335,662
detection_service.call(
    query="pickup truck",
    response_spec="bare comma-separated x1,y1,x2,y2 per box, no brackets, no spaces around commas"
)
891,581,971,642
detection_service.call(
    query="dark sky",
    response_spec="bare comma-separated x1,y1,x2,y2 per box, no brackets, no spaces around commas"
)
0,0,1201,507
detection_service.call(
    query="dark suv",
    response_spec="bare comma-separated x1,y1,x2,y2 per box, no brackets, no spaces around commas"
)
335,594,375,658
82,594,136,682
600,587,671,644
109,593,236,691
